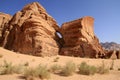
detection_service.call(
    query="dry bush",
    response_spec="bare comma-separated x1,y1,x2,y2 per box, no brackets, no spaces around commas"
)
61,61,76,76
49,64,62,73
24,64,50,79
13,64,27,74
78,62,97,75
0,60,14,75
0,60,29,75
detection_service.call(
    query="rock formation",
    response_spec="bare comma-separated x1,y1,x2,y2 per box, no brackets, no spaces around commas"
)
60,16,105,58
1,2,60,56
105,50,120,59
0,2,106,58
0,13,12,40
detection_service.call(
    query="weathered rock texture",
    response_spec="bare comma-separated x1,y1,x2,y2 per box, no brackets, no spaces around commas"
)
0,2,106,58
105,50,120,59
0,13,12,39
1,2,60,56
60,16,105,58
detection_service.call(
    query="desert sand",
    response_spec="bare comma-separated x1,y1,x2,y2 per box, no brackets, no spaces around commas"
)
0,47,120,80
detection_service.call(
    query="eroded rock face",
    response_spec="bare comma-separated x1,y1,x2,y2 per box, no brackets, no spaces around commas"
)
0,13,12,39
1,2,60,56
60,16,105,58
105,50,120,59
0,2,106,58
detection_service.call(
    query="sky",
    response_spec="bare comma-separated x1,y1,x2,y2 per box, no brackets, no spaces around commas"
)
0,0,120,43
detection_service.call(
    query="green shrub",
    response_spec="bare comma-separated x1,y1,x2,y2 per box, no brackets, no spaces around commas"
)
49,64,62,73
61,61,76,76
78,62,97,75
24,64,50,79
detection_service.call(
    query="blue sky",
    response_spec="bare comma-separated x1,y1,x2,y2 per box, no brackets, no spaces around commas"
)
0,0,120,43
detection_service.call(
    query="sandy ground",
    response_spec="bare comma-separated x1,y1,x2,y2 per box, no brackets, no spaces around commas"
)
0,47,120,80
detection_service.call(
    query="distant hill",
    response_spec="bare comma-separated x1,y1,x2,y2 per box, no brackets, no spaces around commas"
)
101,42,120,50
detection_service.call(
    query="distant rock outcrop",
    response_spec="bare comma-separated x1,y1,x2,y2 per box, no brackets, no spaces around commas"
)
105,50,120,59
0,13,12,40
1,2,60,56
101,42,120,59
60,16,105,58
101,42,120,51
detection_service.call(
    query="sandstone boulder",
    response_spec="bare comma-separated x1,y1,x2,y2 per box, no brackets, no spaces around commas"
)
1,2,60,56
60,16,105,58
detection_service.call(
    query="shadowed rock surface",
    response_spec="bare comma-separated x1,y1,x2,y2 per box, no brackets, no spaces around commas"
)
60,16,105,58
1,2,60,56
105,50,120,59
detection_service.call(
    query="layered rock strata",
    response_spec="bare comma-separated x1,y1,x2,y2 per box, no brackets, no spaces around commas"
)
60,16,105,58
0,2,106,58
1,2,60,56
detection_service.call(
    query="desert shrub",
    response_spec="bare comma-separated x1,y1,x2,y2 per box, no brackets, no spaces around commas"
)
61,61,76,76
24,67,37,78
24,64,50,79
36,65,50,79
49,64,62,73
53,57,59,62
13,64,26,74
0,60,15,75
78,62,97,75
0,54,3,58
97,61,109,74
0,61,26,75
